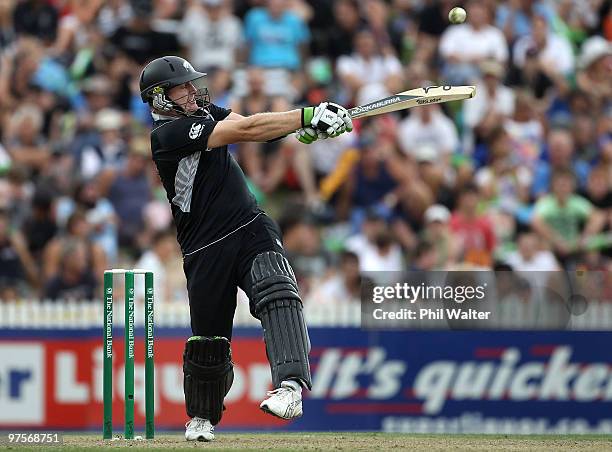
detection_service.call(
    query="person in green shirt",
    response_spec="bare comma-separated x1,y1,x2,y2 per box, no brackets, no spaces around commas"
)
532,168,606,261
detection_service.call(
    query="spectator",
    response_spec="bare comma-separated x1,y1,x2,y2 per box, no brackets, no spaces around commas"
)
421,203,459,269
336,28,403,105
43,210,107,285
344,211,404,279
21,188,57,261
244,0,310,71
464,60,515,153
306,250,362,305
109,0,179,65
450,184,496,268
410,239,438,271
135,228,186,303
56,179,118,263
6,104,50,174
505,231,560,272
531,128,590,198
12,0,58,44
43,238,97,301
327,0,361,59
397,103,459,170
439,0,508,85
532,169,606,262
0,210,38,299
101,136,151,254
496,0,555,43
576,36,612,108
504,90,545,169
179,0,244,72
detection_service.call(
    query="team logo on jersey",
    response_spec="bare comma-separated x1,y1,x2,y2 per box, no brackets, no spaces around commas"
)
189,123,203,140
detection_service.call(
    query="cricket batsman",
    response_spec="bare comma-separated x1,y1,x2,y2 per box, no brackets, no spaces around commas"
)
139,56,352,441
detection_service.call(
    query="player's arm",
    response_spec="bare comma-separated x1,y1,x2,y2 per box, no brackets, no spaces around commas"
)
208,102,353,148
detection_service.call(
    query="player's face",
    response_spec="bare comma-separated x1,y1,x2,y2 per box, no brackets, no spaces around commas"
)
168,82,199,113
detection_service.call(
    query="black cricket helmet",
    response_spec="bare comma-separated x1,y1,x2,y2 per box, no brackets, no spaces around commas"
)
139,56,210,116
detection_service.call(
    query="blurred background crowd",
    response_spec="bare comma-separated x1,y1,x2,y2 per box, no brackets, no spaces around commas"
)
0,0,610,306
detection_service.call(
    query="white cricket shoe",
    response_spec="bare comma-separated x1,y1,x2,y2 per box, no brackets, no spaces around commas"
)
185,417,214,442
260,381,303,420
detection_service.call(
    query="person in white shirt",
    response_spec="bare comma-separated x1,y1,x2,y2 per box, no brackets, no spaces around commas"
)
505,231,560,273
513,14,574,76
336,28,403,105
179,0,243,72
463,60,515,152
439,0,508,85
397,103,459,160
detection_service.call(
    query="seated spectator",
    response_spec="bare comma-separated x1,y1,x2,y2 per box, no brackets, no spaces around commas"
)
344,211,404,280
397,103,459,162
532,128,590,198
504,90,545,169
420,204,459,269
464,60,515,154
513,13,574,76
5,103,50,174
336,28,403,105
22,188,57,261
306,250,361,305
327,0,361,59
439,0,508,85
43,238,97,301
532,169,606,262
496,0,555,42
450,184,496,268
576,36,612,109
12,0,58,44
338,132,407,233
244,0,309,71
505,231,560,272
43,210,107,285
0,210,38,298
56,179,118,263
179,0,243,72
135,229,186,303
100,136,151,254
409,239,438,271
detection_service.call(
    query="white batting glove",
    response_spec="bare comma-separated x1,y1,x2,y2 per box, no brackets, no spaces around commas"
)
306,102,354,137
295,127,329,144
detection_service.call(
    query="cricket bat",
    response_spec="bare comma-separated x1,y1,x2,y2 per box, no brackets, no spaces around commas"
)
348,85,476,119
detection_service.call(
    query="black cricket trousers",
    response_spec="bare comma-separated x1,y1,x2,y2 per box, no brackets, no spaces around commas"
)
182,213,285,339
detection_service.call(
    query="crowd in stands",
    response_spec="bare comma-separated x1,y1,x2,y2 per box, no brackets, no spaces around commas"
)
0,0,610,306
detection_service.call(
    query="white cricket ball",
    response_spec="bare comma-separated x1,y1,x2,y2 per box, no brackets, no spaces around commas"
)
448,7,467,24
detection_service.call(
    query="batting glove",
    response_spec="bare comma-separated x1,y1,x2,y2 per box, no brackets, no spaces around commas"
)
302,102,353,137
295,126,329,144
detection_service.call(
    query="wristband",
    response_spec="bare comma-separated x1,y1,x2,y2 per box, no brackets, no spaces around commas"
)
301,106,314,127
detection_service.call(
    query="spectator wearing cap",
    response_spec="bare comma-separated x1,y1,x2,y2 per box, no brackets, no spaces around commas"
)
576,36,612,107
450,184,496,268
464,60,515,156
421,204,459,269
78,108,127,180
179,0,244,73
532,169,606,263
244,0,310,71
101,136,151,255
336,28,403,106
439,0,508,85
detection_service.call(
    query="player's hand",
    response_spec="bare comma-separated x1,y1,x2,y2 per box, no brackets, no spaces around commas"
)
302,102,353,137
295,126,329,144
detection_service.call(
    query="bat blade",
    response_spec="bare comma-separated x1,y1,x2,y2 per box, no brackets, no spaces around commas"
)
348,85,476,119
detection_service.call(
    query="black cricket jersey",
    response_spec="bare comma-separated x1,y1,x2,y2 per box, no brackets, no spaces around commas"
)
150,104,260,255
